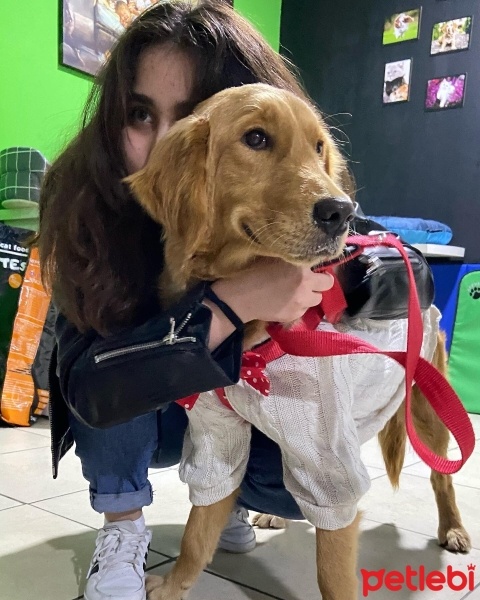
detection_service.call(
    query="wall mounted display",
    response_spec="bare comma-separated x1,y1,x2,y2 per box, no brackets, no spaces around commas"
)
425,74,466,111
61,0,163,76
383,9,422,45
431,17,472,55
383,59,412,104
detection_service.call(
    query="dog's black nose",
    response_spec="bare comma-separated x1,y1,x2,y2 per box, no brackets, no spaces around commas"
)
312,197,354,235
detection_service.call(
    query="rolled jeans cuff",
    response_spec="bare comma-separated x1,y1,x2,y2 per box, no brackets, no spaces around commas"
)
90,481,154,514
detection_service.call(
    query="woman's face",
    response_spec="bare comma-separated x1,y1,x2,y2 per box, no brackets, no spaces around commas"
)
123,44,198,174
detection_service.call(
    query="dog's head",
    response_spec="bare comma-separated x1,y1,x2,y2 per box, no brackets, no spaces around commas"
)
127,83,354,296
441,21,457,37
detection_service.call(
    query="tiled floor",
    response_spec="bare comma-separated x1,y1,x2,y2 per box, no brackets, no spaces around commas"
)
0,415,479,600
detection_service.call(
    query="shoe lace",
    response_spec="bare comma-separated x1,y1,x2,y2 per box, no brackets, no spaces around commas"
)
235,507,250,524
90,527,150,575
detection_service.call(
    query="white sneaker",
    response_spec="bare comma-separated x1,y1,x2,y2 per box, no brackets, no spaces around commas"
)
84,520,152,600
218,505,256,553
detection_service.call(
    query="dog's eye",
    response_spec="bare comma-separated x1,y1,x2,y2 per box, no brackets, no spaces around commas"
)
243,129,270,150
316,141,324,155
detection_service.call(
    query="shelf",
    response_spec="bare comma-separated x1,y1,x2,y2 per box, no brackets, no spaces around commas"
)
412,243,465,259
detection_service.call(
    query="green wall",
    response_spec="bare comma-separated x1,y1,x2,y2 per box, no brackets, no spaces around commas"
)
0,1,92,162
0,1,282,163
234,0,282,51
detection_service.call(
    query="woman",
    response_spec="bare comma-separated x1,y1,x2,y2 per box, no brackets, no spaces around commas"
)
38,2,334,599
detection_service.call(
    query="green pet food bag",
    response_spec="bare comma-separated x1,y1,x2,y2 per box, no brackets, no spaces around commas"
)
448,271,480,414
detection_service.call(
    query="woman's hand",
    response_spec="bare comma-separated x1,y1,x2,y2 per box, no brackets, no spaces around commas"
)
211,258,334,324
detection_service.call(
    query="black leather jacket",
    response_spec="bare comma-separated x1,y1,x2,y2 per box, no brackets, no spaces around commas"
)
49,283,243,478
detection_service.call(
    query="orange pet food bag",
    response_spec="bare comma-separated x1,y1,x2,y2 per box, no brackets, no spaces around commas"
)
0,248,51,425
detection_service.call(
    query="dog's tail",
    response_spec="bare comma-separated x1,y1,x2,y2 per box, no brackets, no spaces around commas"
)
378,406,406,489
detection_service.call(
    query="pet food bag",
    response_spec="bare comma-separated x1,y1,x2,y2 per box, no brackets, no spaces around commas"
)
447,268,480,414
0,248,51,425
0,223,30,392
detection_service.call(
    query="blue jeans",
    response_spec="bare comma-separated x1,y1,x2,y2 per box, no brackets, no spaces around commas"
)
70,402,303,519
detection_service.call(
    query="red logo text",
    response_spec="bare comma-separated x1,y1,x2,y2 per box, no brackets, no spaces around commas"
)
361,564,476,596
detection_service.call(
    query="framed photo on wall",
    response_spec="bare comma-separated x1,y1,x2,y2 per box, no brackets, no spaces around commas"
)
430,17,473,55
60,1,162,76
425,74,467,111
383,59,412,104
383,9,422,45
60,0,234,77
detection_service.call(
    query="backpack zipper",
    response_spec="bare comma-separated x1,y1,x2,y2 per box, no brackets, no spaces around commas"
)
94,313,196,364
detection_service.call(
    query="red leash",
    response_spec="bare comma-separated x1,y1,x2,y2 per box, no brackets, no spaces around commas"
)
264,234,475,474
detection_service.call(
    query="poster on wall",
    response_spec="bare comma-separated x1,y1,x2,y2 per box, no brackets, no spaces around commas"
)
60,0,233,77
383,9,422,45
430,17,472,55
425,74,466,111
383,59,412,104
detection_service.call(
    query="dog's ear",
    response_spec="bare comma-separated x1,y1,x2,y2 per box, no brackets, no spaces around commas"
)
126,115,212,259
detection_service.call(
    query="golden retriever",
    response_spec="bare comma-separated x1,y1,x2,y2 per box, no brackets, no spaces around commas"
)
127,83,471,600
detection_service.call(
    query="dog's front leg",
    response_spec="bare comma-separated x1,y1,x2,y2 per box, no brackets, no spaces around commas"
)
146,490,239,600
315,512,361,600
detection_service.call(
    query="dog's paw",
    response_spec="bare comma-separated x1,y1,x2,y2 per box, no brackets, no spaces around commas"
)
146,575,166,600
252,513,288,529
439,527,472,553
146,575,190,600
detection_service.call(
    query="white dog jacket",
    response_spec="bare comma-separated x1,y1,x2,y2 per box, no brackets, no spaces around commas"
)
179,307,440,530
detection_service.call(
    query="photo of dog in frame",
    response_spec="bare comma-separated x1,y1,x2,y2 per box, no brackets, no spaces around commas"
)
431,17,473,56
383,9,422,45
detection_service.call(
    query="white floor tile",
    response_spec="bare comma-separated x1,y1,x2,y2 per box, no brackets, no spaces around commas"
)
0,504,97,600
27,416,52,438
366,465,386,480
403,447,480,490
0,443,87,503
0,493,21,511
33,489,104,530
148,561,282,599
359,471,480,551
0,425,50,454
360,435,422,470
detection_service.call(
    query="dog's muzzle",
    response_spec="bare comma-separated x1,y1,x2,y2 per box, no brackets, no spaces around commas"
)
313,197,355,236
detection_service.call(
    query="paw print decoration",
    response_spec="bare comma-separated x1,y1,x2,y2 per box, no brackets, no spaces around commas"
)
468,283,480,300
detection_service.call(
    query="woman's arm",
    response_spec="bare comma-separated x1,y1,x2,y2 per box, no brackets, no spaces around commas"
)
55,261,334,428
55,283,243,428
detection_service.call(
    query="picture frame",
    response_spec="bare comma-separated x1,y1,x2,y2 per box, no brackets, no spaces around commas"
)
383,8,422,45
383,59,413,104
425,74,467,111
430,16,473,55
58,0,237,77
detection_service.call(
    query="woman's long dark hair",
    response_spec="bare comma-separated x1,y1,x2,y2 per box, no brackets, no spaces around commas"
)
38,0,310,335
